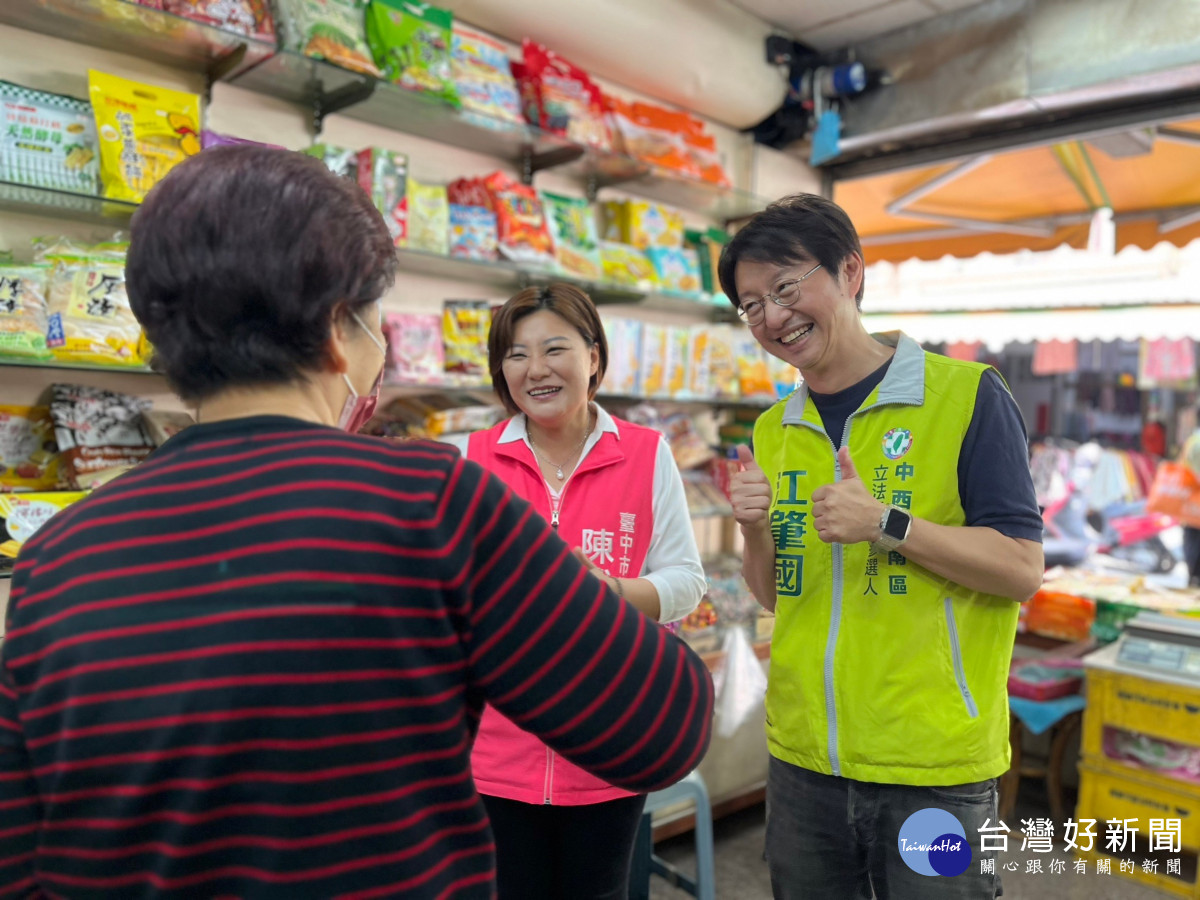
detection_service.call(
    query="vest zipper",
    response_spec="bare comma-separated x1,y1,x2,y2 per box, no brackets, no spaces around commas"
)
543,745,554,804
943,598,980,718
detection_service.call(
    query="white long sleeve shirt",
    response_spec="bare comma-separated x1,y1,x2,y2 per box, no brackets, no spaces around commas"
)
446,405,706,624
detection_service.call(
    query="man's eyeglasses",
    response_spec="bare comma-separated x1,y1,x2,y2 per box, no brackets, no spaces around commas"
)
736,263,823,326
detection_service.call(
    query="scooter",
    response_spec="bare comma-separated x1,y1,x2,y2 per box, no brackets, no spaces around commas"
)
1042,485,1178,573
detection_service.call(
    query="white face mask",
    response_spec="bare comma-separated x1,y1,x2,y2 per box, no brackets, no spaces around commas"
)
337,308,387,433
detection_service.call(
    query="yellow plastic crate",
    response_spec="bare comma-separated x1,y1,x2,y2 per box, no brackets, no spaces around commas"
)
1075,759,1200,899
1082,666,1200,759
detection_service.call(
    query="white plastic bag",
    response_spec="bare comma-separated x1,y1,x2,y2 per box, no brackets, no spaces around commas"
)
712,627,768,739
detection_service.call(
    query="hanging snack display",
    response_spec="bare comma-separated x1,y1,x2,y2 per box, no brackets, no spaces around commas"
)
366,0,458,104
0,405,61,492
162,0,275,41
356,147,408,244
0,81,99,195
451,25,523,127
0,491,88,561
0,265,51,360
49,384,155,489
540,190,602,279
482,171,555,267
276,0,381,76
384,311,444,384
88,70,200,203
442,299,490,384
513,39,610,150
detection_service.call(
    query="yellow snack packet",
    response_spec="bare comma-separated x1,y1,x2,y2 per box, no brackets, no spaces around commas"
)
89,70,201,203
0,492,88,558
0,406,61,492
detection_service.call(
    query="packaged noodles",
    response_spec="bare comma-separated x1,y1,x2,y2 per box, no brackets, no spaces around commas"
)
89,70,201,203
366,0,457,104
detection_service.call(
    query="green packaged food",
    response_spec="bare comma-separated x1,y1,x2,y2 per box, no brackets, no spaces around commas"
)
540,190,601,280
0,266,51,360
366,0,458,104
0,81,99,195
276,0,380,77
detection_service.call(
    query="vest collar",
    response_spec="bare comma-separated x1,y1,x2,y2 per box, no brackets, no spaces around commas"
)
781,331,925,426
493,404,626,475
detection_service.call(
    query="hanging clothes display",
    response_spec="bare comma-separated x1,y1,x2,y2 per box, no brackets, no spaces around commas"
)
1032,339,1079,376
1138,337,1197,388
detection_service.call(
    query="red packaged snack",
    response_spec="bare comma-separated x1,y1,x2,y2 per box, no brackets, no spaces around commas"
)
482,171,555,267
163,0,275,42
447,176,491,208
513,39,610,150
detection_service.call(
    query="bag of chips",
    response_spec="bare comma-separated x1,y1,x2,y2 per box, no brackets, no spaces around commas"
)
0,266,51,359
0,491,87,559
366,0,457,103
0,81,100,195
451,25,523,127
513,40,610,150
356,147,408,244
89,70,201,203
483,171,555,267
442,300,490,385
0,405,61,492
448,204,498,261
646,247,702,295
276,0,380,76
733,334,773,400
163,0,275,41
600,241,657,289
50,384,155,489
602,199,685,250
541,190,602,280
447,176,490,208
384,311,444,384
405,178,450,255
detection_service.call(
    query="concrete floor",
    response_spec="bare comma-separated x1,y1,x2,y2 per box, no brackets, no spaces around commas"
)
648,782,1176,899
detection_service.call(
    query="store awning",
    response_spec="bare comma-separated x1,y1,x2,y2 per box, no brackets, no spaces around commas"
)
861,304,1200,351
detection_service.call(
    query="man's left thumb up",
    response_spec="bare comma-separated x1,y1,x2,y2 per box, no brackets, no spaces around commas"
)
837,446,860,480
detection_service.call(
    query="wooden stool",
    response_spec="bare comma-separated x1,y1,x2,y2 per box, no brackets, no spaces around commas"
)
997,708,1084,826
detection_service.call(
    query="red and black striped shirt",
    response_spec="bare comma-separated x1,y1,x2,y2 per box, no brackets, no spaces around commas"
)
0,416,713,899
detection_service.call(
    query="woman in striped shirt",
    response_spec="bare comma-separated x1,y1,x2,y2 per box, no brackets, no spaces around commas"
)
0,145,713,900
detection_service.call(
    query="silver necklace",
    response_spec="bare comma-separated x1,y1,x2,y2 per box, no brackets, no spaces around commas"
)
528,415,593,481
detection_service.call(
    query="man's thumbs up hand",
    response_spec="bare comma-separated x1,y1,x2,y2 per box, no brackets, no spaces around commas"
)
812,446,886,545
730,444,772,531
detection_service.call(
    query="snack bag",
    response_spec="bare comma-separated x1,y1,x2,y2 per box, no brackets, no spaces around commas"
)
686,227,729,295
513,40,610,149
406,178,450,255
646,247,702,295
276,0,380,75
0,81,99,195
605,96,700,180
448,204,498,261
43,245,144,368
482,171,555,267
665,326,691,398
366,0,457,104
689,326,713,399
602,317,643,396
356,147,408,244
709,325,739,398
384,311,444,384
0,492,87,559
163,0,275,41
771,356,800,399
599,241,658,289
734,333,773,400
451,25,523,127
602,200,685,250
0,266,51,359
0,405,61,491
540,191,601,280
442,300,490,385
640,324,668,398
447,176,490,208
304,143,359,180
49,384,155,489
89,70,200,203
141,409,194,446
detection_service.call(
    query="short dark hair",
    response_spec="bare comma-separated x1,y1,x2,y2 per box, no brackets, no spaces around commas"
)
718,193,865,311
126,145,396,403
488,283,608,415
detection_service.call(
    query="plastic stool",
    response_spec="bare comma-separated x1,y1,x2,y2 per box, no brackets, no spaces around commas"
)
628,771,716,900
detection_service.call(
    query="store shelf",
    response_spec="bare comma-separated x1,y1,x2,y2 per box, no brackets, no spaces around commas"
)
0,180,138,225
0,0,272,77
0,356,155,375
229,51,580,170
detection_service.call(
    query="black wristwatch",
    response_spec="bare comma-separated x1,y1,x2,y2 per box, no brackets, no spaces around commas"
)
875,505,913,552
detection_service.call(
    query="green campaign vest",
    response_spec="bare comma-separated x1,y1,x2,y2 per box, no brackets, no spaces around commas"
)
753,332,1019,786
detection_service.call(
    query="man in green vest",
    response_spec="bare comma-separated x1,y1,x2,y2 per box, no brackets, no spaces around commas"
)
722,194,1044,899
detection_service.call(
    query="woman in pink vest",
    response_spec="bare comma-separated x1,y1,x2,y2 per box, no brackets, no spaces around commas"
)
448,283,706,899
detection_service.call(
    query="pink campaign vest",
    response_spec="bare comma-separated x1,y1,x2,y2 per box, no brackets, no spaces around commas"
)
467,415,660,806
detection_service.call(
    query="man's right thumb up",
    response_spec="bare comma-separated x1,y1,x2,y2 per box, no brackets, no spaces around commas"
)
735,443,758,472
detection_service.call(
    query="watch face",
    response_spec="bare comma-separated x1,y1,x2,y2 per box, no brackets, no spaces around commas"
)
883,508,911,541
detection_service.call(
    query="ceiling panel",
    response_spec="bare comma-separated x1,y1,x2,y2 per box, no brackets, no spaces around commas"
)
800,0,941,50
731,0,897,32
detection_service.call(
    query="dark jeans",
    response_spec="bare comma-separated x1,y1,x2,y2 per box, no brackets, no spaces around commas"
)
482,793,647,900
766,756,1001,899
1184,525,1200,584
